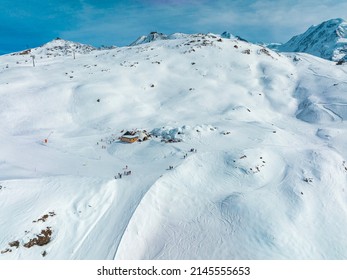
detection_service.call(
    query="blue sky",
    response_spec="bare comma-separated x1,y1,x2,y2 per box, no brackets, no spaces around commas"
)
1,0,347,54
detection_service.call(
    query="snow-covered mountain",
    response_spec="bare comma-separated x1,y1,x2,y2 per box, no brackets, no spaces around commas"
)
11,38,97,58
1,29,347,260
279,18,347,62
130,31,236,46
221,31,234,39
130,32,169,46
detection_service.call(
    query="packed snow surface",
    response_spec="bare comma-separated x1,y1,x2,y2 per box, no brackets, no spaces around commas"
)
1,32,347,260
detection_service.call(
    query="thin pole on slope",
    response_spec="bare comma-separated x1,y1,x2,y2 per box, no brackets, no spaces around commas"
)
46,131,54,139
31,55,35,67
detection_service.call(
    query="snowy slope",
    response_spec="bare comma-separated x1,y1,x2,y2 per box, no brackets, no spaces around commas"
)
279,18,347,62
1,32,347,260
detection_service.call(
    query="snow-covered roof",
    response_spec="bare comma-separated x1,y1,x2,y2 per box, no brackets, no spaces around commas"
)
121,134,139,139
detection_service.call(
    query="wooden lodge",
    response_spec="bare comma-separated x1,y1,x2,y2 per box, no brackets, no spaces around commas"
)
120,134,139,143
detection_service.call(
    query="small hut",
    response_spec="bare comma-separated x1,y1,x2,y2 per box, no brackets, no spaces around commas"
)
120,132,139,143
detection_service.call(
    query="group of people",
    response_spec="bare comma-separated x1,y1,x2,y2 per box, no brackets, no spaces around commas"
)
113,148,198,179
183,148,197,159
114,165,131,179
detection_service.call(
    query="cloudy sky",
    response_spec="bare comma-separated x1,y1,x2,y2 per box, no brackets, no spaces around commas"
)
1,0,347,54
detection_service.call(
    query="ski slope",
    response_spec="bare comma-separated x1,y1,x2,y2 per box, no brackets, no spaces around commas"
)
1,33,347,259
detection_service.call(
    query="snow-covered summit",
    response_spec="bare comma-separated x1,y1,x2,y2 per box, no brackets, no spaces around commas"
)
129,31,211,46
279,18,347,62
130,32,169,46
12,38,97,58
221,31,234,39
130,31,231,46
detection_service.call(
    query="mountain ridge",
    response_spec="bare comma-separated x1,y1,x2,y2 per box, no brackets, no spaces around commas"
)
9,38,116,58
278,18,347,62
2,18,347,63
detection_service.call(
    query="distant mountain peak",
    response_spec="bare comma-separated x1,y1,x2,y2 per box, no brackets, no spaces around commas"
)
130,32,169,46
40,38,96,54
12,38,97,57
129,31,229,46
279,18,347,61
221,31,233,39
